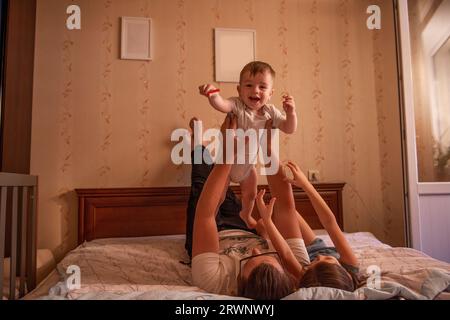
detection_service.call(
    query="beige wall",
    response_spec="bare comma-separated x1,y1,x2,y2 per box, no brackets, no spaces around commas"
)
31,0,405,261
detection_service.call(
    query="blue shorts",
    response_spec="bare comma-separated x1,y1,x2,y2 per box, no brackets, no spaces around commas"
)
306,238,341,262
306,238,360,276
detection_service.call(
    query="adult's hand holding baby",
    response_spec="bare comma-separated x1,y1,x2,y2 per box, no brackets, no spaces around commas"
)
219,114,237,163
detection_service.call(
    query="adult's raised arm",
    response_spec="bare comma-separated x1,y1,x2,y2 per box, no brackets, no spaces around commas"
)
191,114,236,257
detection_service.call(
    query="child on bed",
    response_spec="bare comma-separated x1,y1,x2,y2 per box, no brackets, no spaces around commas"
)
198,61,297,229
281,160,362,291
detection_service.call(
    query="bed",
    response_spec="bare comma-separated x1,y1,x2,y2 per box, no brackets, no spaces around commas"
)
24,184,450,300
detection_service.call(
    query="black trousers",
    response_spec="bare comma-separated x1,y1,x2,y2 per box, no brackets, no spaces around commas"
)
185,145,256,258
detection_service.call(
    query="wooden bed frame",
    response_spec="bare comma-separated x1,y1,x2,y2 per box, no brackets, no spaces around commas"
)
76,183,345,245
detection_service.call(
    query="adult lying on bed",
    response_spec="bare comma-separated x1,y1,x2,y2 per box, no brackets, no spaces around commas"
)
185,114,310,300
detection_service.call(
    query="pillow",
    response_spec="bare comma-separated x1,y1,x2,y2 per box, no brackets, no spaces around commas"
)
283,287,360,300
283,269,450,300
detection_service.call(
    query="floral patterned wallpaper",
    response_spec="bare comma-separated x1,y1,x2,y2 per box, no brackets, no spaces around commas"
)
32,0,405,260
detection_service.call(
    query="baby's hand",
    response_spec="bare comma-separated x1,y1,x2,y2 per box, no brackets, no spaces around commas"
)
282,94,296,114
199,84,220,98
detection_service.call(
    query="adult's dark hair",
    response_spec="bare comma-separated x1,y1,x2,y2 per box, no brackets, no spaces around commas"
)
239,61,276,84
238,263,295,300
298,262,361,292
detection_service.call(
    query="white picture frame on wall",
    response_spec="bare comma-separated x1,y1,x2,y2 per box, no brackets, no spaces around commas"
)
214,28,256,83
121,17,152,61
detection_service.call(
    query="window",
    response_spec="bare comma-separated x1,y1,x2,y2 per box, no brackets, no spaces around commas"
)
408,0,450,182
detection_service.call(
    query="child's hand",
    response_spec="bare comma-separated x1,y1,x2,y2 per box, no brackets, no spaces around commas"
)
199,84,219,98
282,94,296,114
256,189,277,222
283,161,308,188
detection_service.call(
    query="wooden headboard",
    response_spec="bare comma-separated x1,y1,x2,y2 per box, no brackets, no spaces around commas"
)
76,183,345,245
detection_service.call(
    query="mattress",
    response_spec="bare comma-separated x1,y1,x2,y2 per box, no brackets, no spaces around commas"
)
24,232,450,300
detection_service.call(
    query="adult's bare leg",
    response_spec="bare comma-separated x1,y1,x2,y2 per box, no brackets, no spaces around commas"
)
294,210,317,246
266,163,302,239
262,121,302,239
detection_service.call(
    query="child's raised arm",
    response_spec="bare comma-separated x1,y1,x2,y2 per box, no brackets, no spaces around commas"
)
284,162,359,267
256,189,303,279
278,94,297,134
198,84,235,113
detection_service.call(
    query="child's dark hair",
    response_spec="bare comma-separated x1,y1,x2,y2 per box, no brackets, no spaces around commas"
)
238,263,295,300
298,262,361,292
240,61,276,84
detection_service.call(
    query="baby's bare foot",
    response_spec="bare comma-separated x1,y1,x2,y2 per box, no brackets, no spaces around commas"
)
240,210,258,229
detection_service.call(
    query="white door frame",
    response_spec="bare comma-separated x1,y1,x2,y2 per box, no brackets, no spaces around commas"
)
398,0,421,250
398,0,450,251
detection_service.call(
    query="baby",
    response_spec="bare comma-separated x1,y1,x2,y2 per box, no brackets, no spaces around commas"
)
199,61,297,229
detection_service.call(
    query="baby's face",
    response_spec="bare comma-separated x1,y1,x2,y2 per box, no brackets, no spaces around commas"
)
237,71,274,111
